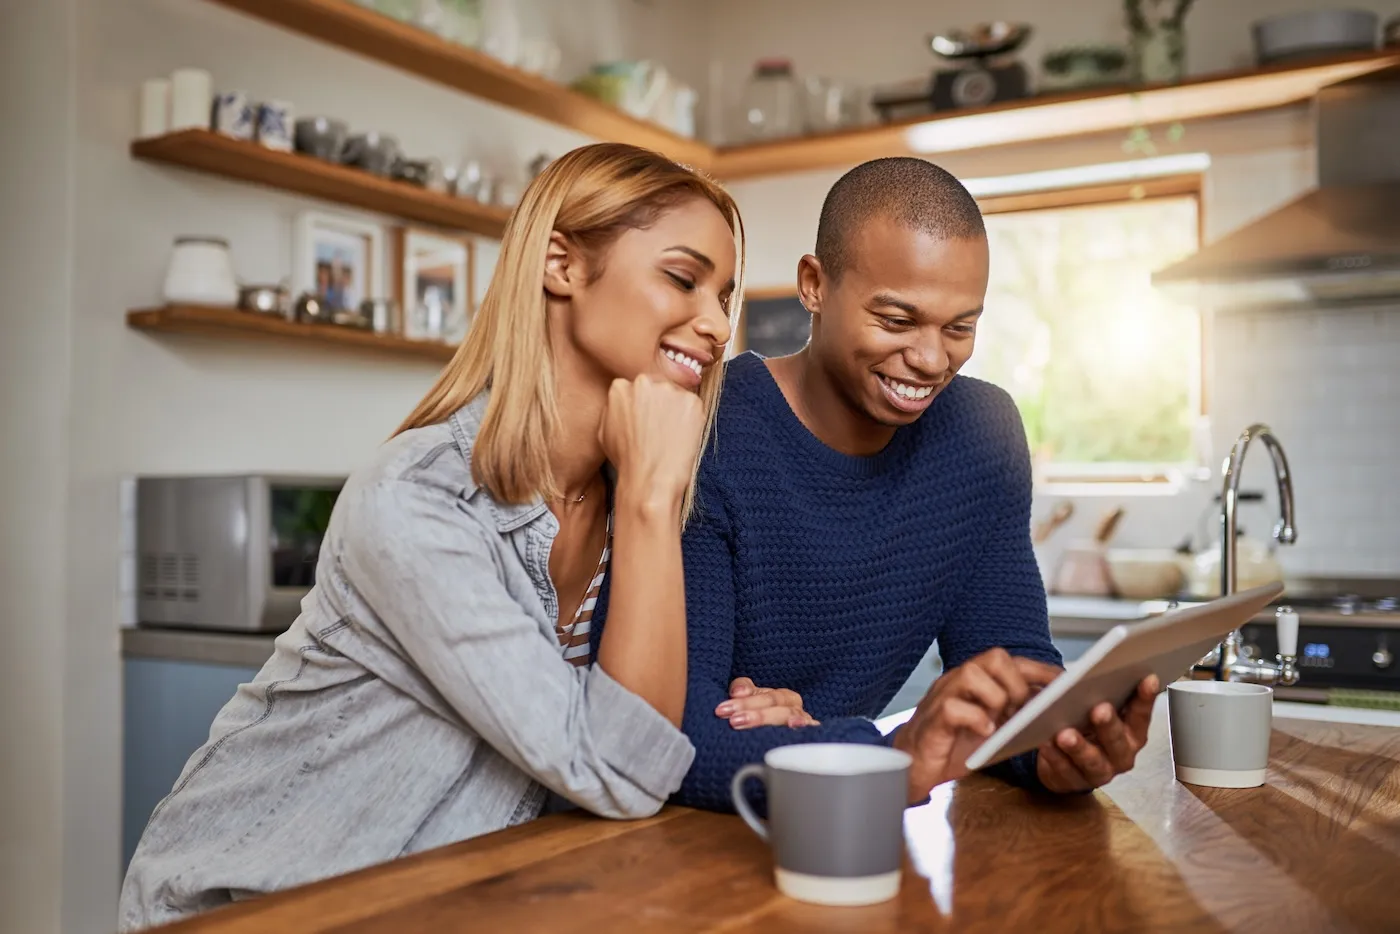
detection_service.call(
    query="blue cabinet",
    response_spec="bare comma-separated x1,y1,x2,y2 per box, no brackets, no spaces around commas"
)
122,657,258,871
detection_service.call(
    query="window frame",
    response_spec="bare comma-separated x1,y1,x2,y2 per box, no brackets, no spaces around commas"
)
978,173,1209,491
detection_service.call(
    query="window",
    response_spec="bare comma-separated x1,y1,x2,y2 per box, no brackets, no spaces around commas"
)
961,176,1204,484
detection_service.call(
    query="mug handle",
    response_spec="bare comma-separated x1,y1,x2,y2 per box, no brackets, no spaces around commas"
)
730,764,770,842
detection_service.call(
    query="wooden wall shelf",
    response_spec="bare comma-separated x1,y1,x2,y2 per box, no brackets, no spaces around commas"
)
128,305,456,363
194,1,1400,186
205,0,711,168
131,130,512,237
193,0,1400,182
714,51,1400,179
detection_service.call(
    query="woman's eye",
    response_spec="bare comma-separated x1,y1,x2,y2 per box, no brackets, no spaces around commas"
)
666,272,696,292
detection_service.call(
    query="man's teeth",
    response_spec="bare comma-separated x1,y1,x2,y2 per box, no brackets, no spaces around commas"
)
664,348,703,378
881,376,932,400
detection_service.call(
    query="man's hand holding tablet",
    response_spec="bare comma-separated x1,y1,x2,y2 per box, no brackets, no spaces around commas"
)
891,650,1157,802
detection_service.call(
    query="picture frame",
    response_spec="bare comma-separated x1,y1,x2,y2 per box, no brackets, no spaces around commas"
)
393,226,476,344
292,211,385,316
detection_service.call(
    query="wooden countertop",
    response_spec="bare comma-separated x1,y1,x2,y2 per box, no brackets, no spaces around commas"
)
145,705,1400,933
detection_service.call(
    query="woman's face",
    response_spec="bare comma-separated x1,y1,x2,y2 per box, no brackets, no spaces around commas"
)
547,196,736,394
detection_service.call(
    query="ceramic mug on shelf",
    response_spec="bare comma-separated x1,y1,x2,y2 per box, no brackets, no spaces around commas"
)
256,100,295,152
169,67,212,131
163,237,238,307
212,90,256,140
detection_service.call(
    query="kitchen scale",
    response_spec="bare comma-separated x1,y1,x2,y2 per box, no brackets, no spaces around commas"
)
927,22,1032,110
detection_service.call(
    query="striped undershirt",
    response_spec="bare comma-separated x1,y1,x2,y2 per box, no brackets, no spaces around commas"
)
555,514,612,666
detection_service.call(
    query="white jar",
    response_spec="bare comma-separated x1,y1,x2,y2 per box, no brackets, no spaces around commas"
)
168,68,212,132
162,237,238,306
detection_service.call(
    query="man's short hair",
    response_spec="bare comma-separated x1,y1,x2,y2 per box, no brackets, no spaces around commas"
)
814,157,985,282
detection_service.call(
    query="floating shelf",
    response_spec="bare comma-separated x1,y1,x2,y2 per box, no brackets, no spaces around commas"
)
131,130,512,237
195,0,1400,181
204,0,711,168
714,50,1400,179
127,305,456,362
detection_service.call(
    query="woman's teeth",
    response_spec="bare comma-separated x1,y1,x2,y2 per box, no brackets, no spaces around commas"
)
880,375,933,400
664,348,703,378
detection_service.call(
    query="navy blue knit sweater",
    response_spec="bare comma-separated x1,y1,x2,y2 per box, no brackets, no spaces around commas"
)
663,352,1061,811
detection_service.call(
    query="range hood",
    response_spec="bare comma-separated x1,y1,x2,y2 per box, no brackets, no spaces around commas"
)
1153,67,1400,308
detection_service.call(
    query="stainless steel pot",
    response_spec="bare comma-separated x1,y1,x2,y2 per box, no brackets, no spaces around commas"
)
1252,10,1378,65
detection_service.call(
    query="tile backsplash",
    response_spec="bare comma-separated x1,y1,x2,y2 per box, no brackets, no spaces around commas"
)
1208,302,1399,576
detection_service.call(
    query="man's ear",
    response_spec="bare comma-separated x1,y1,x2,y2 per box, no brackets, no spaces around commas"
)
543,231,578,299
796,254,823,316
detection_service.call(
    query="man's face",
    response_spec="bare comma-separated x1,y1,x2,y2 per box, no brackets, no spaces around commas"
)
807,217,990,428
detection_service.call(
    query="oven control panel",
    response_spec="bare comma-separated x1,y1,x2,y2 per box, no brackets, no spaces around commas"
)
1241,623,1399,691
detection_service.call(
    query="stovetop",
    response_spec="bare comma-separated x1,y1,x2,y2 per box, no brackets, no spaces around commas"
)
1279,594,1400,616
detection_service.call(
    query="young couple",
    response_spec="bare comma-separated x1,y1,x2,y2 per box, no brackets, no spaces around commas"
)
120,143,1158,930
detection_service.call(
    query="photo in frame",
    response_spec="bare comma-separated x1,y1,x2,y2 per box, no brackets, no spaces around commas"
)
292,211,384,314
393,227,476,344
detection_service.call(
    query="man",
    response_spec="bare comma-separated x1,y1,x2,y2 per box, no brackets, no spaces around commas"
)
672,157,1157,808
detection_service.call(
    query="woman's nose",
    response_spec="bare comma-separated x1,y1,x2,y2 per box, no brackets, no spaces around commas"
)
693,299,733,349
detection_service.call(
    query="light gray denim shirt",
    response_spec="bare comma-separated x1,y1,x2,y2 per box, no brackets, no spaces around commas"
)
118,396,695,931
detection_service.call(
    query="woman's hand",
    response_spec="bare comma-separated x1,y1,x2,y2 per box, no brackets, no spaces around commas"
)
715,677,821,730
598,374,706,509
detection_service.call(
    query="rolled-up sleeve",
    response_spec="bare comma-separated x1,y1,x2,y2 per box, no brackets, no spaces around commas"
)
338,478,695,818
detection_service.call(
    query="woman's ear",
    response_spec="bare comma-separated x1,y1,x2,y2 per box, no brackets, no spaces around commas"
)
543,231,577,299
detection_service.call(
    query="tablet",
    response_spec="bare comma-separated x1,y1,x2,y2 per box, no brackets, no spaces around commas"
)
962,581,1285,771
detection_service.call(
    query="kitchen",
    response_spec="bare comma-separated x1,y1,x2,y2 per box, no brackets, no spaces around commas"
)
3,0,1400,931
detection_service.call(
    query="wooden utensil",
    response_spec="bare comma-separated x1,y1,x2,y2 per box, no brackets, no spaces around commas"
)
1033,501,1075,544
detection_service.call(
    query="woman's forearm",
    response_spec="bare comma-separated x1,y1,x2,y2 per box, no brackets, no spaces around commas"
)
595,483,688,727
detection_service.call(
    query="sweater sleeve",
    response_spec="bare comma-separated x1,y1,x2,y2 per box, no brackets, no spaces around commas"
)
936,387,1062,792
672,477,893,813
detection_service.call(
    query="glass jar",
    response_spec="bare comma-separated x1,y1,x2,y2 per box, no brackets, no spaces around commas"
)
742,58,801,141
1131,23,1185,84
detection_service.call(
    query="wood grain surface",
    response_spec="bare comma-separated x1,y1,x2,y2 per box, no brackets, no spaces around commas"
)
131,131,512,239
141,704,1400,933
127,306,456,363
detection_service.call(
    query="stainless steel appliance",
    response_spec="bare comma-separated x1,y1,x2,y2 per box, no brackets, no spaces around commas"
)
1239,588,1400,699
137,475,345,632
1153,68,1400,308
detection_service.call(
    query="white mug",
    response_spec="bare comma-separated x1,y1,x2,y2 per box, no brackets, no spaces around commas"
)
169,68,212,132
163,237,238,307
138,79,171,139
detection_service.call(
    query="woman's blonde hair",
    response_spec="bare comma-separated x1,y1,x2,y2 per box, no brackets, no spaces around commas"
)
395,142,745,520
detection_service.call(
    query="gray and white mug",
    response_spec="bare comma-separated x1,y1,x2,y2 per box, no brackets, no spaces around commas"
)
1167,681,1273,788
730,743,911,906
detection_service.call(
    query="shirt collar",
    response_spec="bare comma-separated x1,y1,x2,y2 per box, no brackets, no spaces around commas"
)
447,394,550,533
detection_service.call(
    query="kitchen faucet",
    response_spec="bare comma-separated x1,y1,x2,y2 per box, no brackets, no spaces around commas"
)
1189,423,1301,686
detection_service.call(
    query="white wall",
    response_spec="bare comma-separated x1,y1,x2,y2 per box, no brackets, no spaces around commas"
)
4,0,701,930
0,1,77,931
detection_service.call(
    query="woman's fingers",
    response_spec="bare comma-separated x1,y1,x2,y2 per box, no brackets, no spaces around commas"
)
717,681,814,730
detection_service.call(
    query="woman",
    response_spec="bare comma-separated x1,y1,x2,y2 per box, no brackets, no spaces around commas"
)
120,142,748,930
